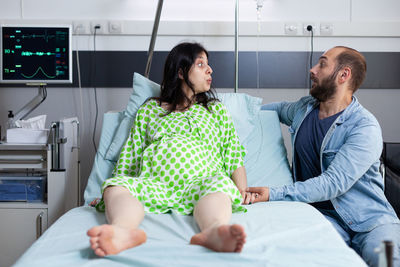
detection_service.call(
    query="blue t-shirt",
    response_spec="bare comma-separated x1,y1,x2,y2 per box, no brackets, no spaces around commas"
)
295,107,343,210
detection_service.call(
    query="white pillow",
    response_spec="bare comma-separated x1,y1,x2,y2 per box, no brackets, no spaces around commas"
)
217,93,262,145
105,73,161,162
243,110,293,187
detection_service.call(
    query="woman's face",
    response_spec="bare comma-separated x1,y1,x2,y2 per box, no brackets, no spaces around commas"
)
186,51,213,95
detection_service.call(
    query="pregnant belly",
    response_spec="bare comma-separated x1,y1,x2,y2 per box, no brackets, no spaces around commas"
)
145,135,219,179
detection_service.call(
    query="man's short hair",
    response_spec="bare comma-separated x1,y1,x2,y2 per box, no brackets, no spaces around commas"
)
333,46,367,92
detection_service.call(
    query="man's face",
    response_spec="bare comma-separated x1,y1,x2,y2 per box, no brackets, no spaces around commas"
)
309,48,341,102
310,70,338,102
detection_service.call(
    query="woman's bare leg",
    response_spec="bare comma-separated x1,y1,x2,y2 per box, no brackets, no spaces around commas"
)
87,186,146,256
190,192,246,252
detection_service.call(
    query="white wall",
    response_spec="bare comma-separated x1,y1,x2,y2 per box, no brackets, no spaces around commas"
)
2,0,400,22
1,0,399,200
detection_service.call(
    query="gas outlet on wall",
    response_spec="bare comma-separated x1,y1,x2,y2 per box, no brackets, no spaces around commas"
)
284,23,298,35
320,23,334,35
109,21,122,34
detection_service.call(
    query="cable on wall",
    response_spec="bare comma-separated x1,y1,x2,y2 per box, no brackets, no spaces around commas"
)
76,40,85,132
92,26,100,154
75,38,85,137
307,25,314,90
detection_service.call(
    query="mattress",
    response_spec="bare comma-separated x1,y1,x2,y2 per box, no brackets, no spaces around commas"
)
14,202,366,267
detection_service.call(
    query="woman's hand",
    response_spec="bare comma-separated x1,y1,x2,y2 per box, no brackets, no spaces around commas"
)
89,198,100,207
242,187,270,205
241,190,254,205
240,190,251,205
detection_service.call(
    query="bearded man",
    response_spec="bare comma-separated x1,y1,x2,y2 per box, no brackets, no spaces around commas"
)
244,46,400,267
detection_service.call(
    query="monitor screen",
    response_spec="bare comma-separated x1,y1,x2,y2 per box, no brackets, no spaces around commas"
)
0,25,72,84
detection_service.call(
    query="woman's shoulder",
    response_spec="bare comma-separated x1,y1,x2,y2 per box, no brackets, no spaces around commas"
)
134,99,159,116
206,99,223,109
207,100,229,114
139,98,158,109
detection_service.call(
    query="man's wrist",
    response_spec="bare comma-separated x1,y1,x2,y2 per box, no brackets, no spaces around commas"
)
267,187,276,201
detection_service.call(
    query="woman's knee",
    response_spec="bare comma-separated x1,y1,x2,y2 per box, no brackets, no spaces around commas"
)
104,185,130,198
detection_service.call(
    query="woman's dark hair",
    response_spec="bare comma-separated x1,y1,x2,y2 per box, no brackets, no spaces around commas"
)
153,42,218,114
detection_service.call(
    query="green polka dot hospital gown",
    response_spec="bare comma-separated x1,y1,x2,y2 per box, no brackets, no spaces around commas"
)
96,99,246,214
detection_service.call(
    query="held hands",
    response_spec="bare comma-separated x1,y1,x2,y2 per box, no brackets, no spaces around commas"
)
241,187,270,205
234,167,269,205
89,198,100,207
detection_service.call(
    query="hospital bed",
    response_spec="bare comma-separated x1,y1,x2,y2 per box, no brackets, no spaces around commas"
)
13,73,367,267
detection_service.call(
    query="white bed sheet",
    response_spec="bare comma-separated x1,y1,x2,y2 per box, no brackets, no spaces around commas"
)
14,202,366,267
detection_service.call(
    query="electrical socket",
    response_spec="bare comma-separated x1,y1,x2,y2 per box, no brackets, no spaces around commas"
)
303,23,317,35
73,21,89,35
90,21,106,34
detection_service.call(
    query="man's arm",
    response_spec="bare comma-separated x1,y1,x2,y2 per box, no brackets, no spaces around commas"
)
261,96,311,127
269,119,382,202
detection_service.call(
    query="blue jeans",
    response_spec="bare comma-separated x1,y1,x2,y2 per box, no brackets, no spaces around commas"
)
319,209,400,267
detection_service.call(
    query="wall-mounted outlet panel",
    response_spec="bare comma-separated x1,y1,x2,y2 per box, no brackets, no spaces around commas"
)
108,21,122,34
90,21,106,34
284,23,298,35
320,23,334,35
73,21,89,34
303,23,317,35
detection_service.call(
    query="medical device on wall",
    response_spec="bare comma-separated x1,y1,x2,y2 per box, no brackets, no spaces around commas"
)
0,25,72,129
0,25,72,84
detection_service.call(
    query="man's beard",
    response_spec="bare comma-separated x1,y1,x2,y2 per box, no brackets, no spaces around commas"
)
310,72,338,102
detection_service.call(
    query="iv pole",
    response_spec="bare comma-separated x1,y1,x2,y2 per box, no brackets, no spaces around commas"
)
234,0,239,93
145,0,164,78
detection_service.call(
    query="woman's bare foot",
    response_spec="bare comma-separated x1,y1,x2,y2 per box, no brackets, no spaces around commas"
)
87,224,147,257
190,224,246,252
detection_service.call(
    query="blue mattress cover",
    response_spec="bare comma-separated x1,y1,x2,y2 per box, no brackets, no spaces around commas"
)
14,202,366,267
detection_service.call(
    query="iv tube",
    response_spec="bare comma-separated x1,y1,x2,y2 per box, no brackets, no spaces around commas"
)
255,0,264,89
256,0,264,32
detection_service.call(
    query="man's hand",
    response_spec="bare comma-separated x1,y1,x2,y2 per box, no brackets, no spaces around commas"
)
242,187,270,204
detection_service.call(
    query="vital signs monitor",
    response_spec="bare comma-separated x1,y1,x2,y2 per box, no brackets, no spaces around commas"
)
0,25,72,84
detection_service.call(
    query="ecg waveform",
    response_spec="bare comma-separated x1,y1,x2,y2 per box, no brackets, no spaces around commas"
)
21,34,55,43
21,67,56,79
15,30,67,43
21,51,56,56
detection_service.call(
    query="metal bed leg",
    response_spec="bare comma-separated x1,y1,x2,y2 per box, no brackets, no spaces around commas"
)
384,241,394,267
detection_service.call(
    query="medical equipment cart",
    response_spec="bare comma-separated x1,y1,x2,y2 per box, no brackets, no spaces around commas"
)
0,119,80,267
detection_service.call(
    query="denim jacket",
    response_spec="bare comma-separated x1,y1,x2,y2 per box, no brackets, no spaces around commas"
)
262,96,399,232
